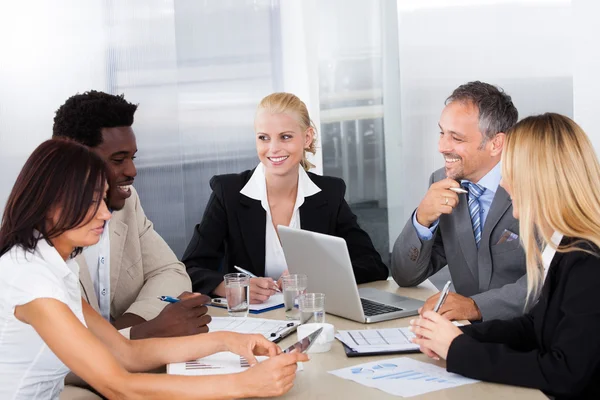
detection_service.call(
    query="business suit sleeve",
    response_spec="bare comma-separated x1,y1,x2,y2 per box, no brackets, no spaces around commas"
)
334,181,389,284
459,312,537,351
124,192,192,321
470,273,528,320
447,255,600,397
390,173,447,286
182,177,229,295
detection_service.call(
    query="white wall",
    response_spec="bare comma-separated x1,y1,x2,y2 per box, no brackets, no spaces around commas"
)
573,0,600,154
0,1,106,209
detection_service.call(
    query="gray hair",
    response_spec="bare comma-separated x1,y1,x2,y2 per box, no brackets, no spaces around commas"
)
446,81,518,147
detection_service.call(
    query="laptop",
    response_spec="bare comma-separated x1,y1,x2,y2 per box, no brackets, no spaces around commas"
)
278,226,424,323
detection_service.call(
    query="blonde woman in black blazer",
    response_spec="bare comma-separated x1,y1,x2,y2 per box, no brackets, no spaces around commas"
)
183,93,388,302
410,114,600,399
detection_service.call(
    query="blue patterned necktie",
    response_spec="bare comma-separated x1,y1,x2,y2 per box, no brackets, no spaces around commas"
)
464,181,486,248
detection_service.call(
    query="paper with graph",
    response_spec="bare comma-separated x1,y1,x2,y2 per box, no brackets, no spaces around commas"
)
167,352,268,376
329,357,478,397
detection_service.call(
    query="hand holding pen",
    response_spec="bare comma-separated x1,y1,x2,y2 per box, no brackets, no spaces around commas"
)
420,280,482,321
233,265,282,305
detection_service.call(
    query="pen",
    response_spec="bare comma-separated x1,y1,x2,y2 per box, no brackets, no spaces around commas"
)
158,295,180,303
433,280,452,313
234,265,281,293
449,187,468,194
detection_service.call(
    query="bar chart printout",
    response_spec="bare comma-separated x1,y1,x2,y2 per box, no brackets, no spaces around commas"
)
329,357,479,397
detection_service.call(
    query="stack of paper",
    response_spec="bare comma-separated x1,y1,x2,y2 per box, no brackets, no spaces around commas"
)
336,328,420,353
329,357,479,397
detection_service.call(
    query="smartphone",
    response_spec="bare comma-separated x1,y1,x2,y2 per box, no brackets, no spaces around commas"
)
282,327,323,354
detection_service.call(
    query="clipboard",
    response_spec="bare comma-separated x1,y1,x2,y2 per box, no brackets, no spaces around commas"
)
207,317,300,342
340,340,420,358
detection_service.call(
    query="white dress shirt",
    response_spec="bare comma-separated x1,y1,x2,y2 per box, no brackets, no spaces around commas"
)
0,239,86,400
83,219,111,321
240,162,321,279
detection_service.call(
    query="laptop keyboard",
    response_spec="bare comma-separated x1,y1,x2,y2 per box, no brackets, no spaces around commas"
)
360,298,404,316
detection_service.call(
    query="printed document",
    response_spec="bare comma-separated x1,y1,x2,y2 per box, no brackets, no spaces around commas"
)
329,357,478,397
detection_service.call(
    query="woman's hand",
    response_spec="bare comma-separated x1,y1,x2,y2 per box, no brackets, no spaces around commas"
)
250,277,279,304
222,333,281,365
409,311,463,360
240,352,309,398
277,270,290,290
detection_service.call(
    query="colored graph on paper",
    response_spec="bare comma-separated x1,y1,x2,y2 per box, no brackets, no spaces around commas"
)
330,357,479,397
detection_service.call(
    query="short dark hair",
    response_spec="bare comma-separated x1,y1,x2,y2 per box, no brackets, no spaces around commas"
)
52,90,138,147
446,81,518,144
0,139,109,258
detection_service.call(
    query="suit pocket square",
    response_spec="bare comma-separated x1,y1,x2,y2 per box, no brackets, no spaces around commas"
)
496,229,519,245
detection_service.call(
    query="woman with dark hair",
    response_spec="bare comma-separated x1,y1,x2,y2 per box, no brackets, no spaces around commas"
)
0,139,307,400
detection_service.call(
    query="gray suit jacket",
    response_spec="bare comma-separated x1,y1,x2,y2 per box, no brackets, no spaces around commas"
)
391,168,527,320
76,186,191,321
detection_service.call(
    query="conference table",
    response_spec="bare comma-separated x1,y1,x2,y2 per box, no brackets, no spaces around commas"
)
208,279,546,400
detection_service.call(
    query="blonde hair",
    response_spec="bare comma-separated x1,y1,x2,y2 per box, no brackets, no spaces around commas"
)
257,92,317,171
502,113,600,306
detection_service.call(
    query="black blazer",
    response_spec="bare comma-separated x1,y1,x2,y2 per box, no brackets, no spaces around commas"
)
182,169,389,295
447,238,600,399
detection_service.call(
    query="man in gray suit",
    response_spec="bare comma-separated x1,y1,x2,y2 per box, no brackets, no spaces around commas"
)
391,81,525,322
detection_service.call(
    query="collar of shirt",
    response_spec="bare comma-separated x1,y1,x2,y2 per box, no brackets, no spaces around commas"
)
542,231,564,281
31,237,80,279
240,162,321,211
462,161,502,195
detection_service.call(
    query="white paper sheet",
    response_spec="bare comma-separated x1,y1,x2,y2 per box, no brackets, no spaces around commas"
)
329,357,479,397
167,352,268,376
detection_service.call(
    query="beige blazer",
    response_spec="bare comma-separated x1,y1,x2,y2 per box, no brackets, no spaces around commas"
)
76,187,191,321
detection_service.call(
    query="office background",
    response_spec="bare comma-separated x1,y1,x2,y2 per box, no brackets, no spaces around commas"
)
0,0,597,271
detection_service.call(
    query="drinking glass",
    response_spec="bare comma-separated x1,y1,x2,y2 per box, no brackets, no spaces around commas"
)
298,293,325,324
281,274,308,320
224,273,250,317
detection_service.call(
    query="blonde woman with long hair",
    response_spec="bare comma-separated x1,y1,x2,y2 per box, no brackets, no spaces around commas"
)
183,92,388,303
408,113,600,399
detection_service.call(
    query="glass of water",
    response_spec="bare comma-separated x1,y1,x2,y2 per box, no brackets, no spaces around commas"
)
298,293,325,324
281,274,308,320
224,273,250,317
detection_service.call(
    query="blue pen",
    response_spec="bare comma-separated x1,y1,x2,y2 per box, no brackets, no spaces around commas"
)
158,295,180,303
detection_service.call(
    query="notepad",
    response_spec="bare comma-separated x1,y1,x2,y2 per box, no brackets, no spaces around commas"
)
249,293,284,313
208,317,299,342
210,293,285,314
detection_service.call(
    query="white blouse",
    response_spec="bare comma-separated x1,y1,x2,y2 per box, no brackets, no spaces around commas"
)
0,239,86,400
240,163,321,279
542,231,564,283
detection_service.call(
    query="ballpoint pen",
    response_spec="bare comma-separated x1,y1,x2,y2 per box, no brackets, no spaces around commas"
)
158,295,180,303
449,187,468,194
234,265,281,293
433,280,452,313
